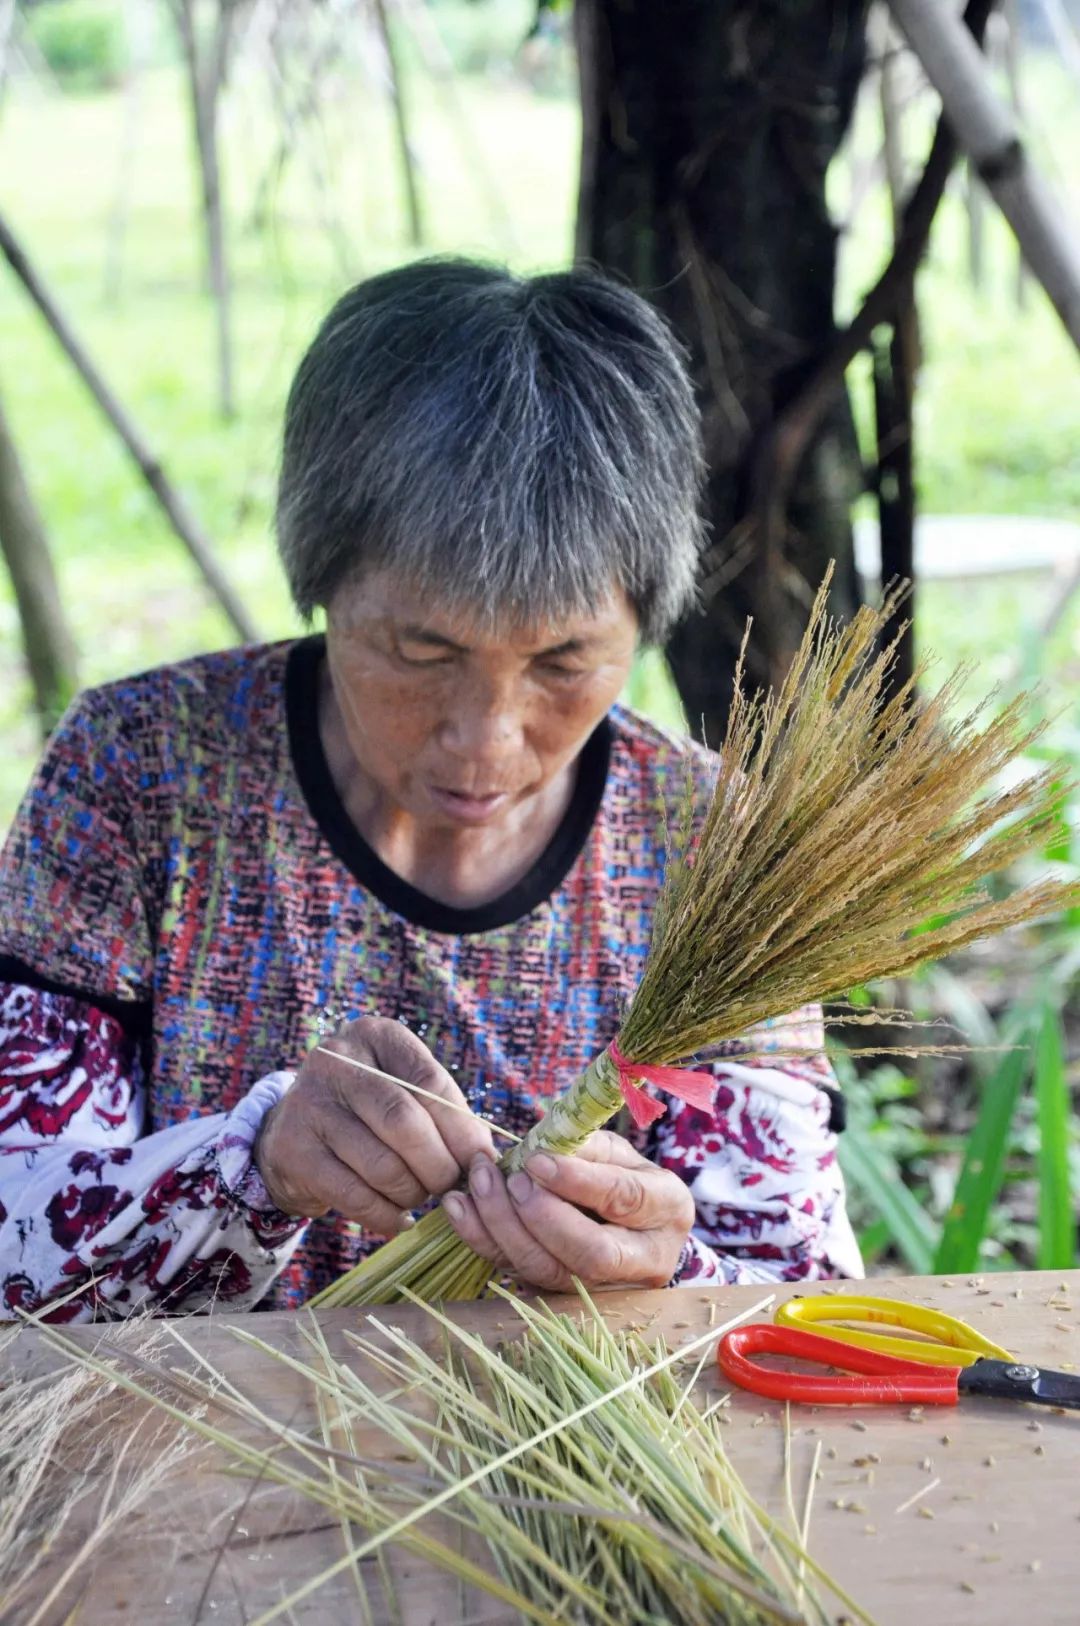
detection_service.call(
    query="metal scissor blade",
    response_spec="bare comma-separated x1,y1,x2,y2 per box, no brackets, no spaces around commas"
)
959,1358,1080,1411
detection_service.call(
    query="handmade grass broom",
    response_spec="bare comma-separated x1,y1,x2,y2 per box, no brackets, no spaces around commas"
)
312,570,1080,1307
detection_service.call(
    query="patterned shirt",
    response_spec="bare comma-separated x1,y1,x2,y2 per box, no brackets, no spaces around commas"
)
0,637,861,1320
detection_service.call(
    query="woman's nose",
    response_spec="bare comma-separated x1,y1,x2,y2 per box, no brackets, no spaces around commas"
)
437,675,524,762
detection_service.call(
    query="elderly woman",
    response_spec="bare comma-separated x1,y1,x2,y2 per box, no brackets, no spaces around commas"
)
0,260,860,1320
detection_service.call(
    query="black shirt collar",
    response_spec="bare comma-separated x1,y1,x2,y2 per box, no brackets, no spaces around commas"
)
284,635,612,935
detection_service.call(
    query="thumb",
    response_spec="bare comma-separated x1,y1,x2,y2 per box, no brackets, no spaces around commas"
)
564,1129,649,1169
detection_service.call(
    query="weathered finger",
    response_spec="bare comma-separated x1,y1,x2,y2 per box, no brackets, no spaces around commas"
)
318,1150,413,1237
356,1016,496,1164
440,1190,506,1264
318,1108,427,1211
317,1029,462,1195
501,1171,637,1284
350,1079,467,1196
466,1158,568,1290
523,1149,692,1232
328,1017,495,1176
554,1129,652,1168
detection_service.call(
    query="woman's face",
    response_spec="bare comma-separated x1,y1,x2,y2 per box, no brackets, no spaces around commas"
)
324,570,639,829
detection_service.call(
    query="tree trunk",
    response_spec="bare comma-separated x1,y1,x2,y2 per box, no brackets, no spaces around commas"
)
575,0,868,738
0,386,77,736
873,314,916,688
875,14,918,694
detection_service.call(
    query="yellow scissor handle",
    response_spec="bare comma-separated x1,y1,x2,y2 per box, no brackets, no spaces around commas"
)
775,1294,1014,1368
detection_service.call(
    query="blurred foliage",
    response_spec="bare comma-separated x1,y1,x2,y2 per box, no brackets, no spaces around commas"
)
835,898,1080,1276
629,654,1080,1275
24,0,126,92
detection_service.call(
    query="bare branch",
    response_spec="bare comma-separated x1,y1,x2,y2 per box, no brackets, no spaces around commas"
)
0,384,77,734
373,0,424,246
0,210,258,642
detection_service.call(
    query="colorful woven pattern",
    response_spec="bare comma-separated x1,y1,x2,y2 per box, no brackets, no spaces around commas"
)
0,639,859,1316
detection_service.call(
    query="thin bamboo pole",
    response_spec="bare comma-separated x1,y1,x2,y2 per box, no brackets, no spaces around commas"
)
1037,0,1080,89
172,0,237,420
887,0,1080,350
373,0,423,246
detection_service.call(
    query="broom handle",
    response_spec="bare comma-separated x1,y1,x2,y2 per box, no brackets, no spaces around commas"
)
500,1049,624,1174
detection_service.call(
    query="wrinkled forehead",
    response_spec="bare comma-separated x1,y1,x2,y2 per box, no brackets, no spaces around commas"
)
326,566,636,651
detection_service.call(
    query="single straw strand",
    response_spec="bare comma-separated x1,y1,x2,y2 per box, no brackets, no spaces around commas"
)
246,1295,776,1626
894,1476,941,1516
797,1437,823,1614
314,1045,522,1144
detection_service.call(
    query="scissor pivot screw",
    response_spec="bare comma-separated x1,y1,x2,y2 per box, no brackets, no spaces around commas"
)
1003,1364,1040,1383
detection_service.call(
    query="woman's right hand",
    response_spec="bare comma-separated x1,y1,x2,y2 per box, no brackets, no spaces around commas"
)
253,1015,495,1233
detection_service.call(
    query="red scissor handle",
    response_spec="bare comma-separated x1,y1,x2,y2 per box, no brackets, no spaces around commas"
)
718,1323,963,1406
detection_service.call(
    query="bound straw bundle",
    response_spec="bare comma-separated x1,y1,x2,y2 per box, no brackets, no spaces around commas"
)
313,571,1080,1308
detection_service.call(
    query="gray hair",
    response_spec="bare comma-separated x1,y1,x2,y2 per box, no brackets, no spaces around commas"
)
276,258,705,644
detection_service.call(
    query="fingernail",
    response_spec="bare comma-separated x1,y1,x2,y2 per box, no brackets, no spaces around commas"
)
443,1194,465,1223
526,1153,558,1183
398,1211,416,1231
507,1171,533,1204
470,1160,493,1198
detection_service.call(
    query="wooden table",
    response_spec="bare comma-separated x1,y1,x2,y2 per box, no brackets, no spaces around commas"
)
5,1270,1080,1625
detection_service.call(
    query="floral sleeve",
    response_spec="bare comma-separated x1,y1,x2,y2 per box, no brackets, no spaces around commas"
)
0,982,307,1322
642,1006,863,1286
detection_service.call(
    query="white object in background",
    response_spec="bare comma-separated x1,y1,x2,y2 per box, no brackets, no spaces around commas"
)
854,512,1080,583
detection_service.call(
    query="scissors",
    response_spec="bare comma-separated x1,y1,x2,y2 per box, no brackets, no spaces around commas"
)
718,1293,1080,1411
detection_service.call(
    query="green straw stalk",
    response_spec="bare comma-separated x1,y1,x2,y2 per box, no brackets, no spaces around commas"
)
313,569,1080,1308
28,1288,877,1626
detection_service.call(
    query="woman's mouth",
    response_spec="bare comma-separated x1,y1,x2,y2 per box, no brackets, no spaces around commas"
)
428,785,510,824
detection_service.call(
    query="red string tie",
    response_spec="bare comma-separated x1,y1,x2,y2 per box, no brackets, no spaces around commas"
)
607,1038,718,1130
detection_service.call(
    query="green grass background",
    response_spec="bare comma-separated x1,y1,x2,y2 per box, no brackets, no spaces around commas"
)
1,2,1078,831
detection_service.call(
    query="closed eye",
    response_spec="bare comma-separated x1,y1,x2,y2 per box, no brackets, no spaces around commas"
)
538,661,586,680
397,649,456,668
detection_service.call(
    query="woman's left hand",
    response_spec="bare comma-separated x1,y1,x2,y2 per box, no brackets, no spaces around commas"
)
440,1131,696,1292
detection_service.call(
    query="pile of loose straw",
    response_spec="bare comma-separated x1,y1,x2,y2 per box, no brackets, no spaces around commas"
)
0,1332,197,1626
29,1289,874,1626
315,574,1080,1307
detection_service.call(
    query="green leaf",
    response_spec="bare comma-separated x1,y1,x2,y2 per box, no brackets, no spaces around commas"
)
933,1026,1033,1276
1036,1005,1075,1270
838,1130,936,1275
855,1217,893,1268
